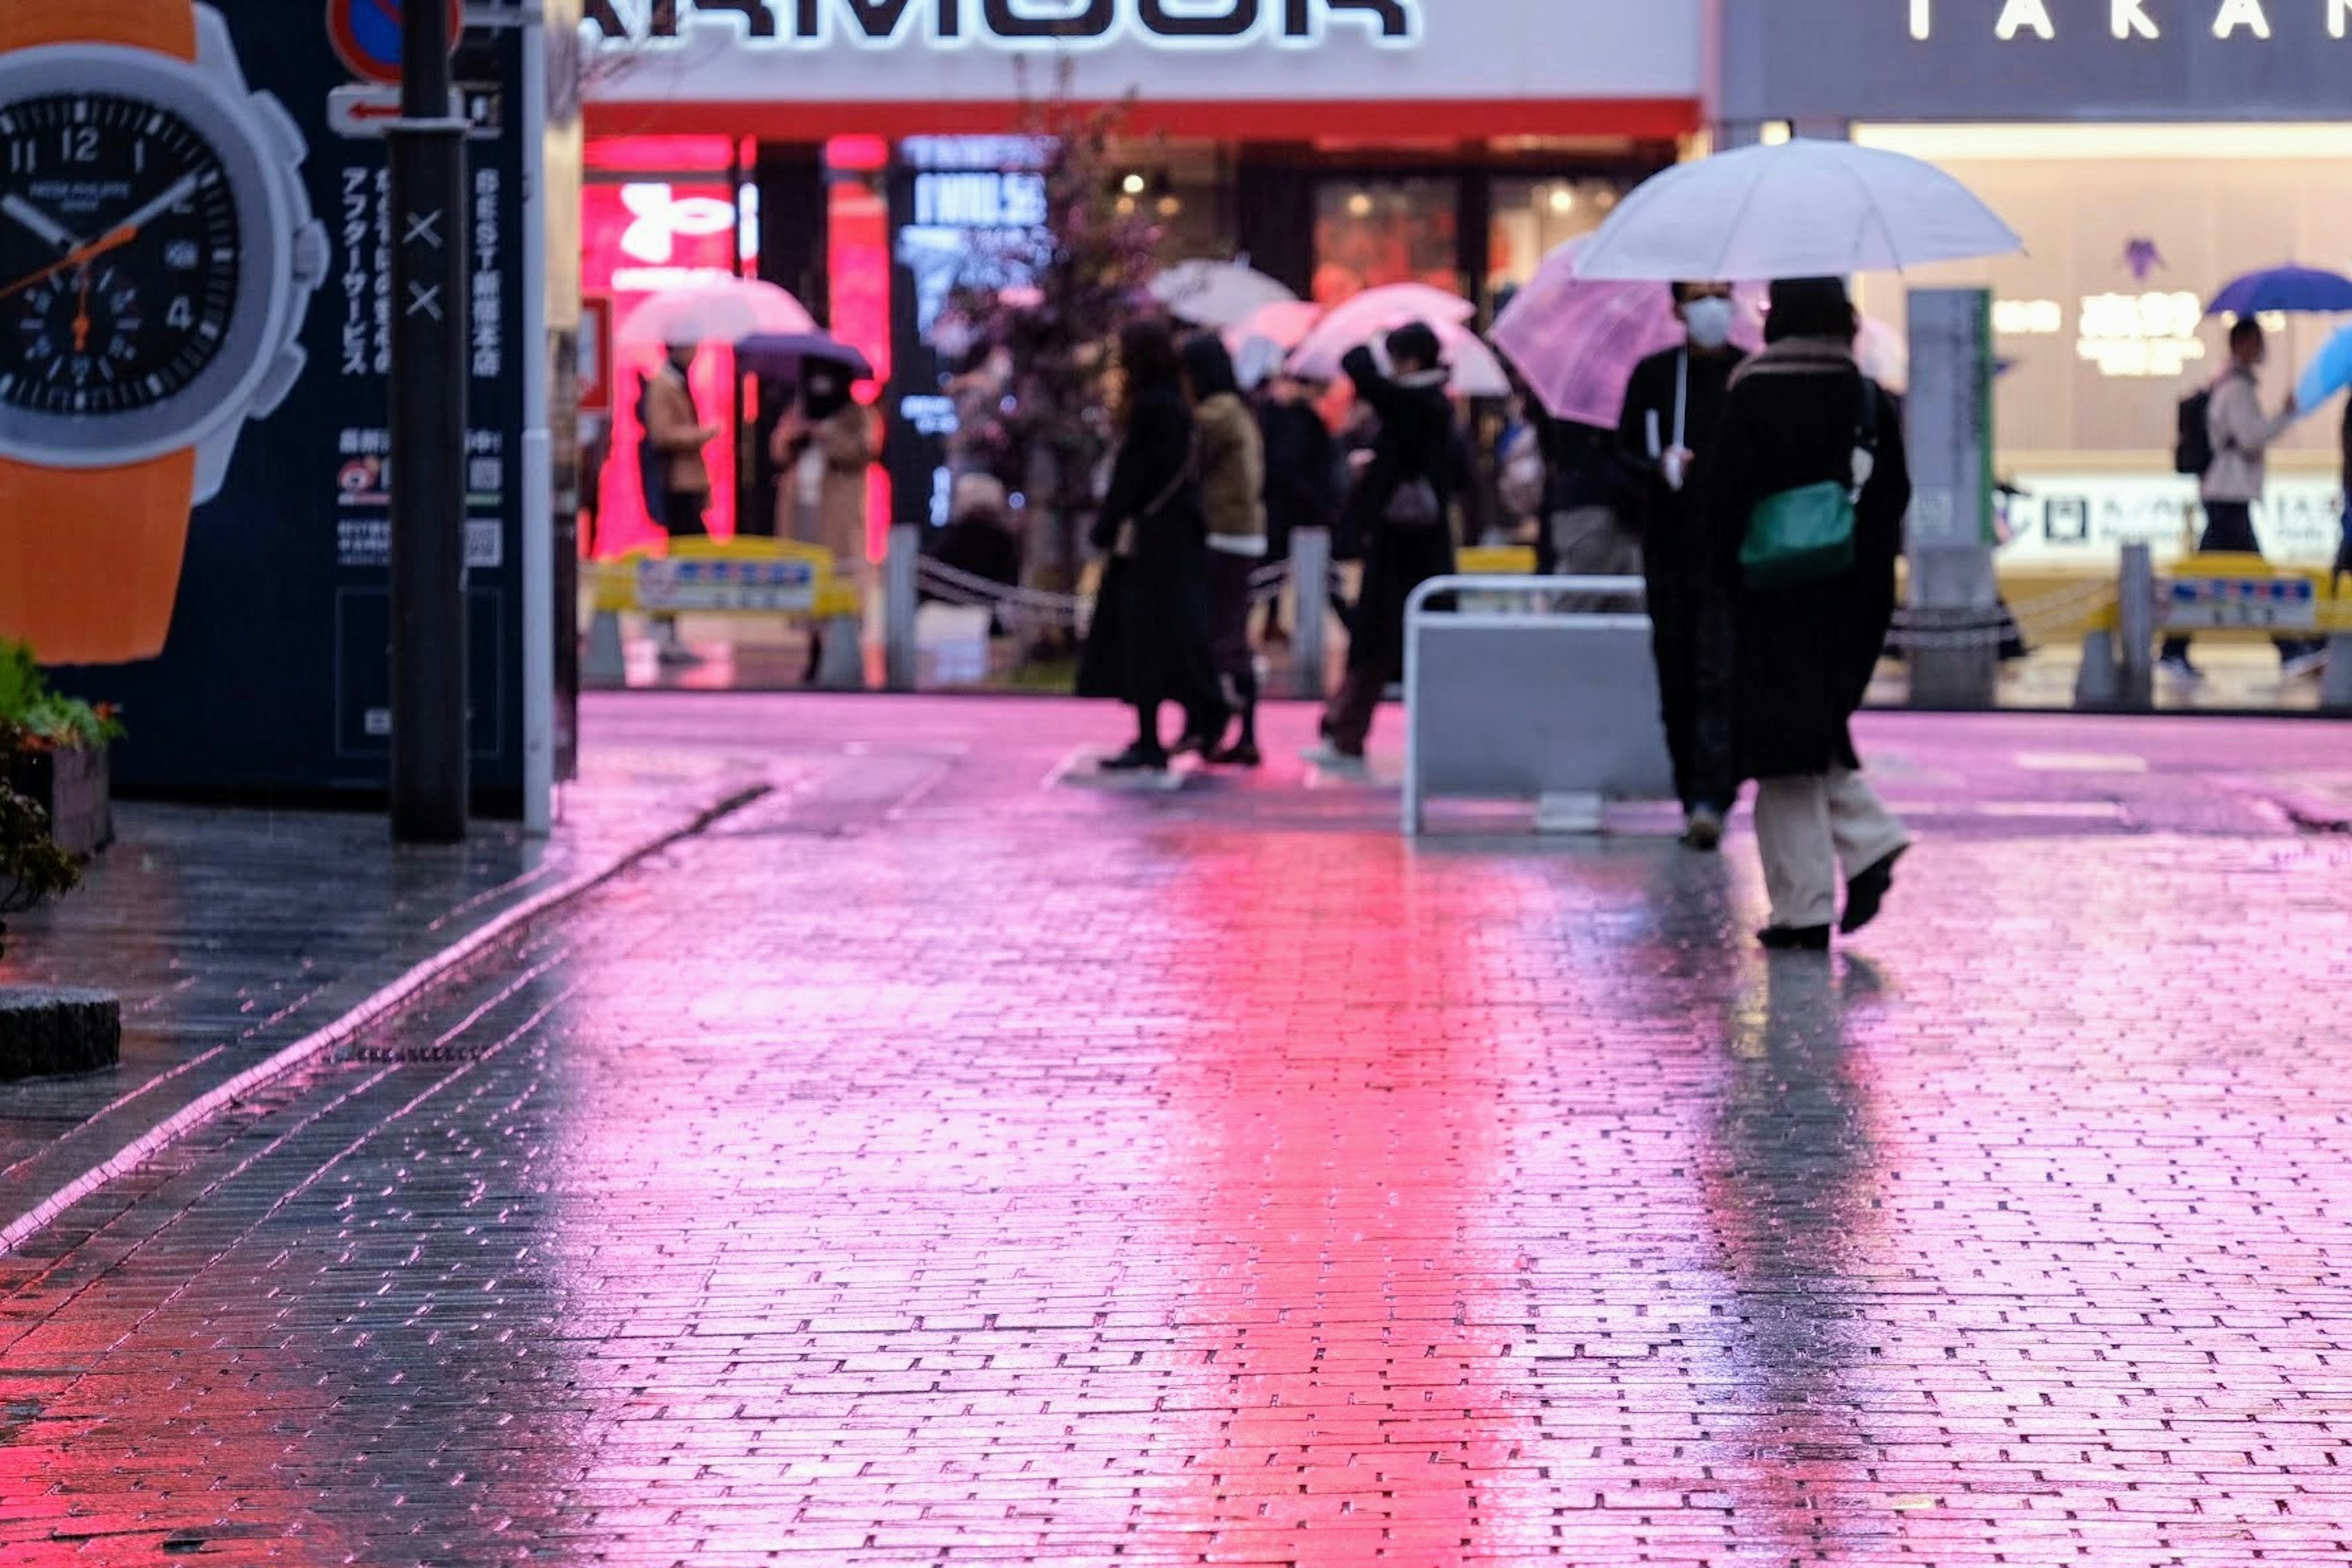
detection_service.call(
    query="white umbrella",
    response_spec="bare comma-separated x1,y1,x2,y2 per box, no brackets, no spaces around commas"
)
1290,311,1510,400
1575,139,2024,282
1150,260,1298,329
618,276,817,347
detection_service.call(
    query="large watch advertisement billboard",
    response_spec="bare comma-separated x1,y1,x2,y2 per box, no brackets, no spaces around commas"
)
0,2,545,815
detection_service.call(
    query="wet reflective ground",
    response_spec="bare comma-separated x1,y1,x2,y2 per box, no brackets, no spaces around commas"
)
0,698,2348,1564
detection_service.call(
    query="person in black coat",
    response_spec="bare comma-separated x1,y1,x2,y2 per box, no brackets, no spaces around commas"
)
1310,323,1462,767
1256,371,1338,646
1077,318,1229,773
1618,281,1746,849
1703,277,1913,951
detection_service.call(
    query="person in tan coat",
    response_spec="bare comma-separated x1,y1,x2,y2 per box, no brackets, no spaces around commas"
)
771,363,879,567
771,361,880,684
1182,333,1268,766
644,342,717,537
643,342,718,665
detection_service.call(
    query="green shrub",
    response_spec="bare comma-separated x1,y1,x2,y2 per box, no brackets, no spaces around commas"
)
0,641,122,751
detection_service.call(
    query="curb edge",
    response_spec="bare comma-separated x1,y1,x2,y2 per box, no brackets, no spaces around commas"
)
0,782,772,1258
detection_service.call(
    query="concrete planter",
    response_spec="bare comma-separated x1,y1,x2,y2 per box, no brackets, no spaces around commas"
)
11,744,112,859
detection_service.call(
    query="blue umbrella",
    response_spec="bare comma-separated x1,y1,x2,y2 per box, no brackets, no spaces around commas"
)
2206,265,2352,318
737,333,876,383
2296,322,2352,410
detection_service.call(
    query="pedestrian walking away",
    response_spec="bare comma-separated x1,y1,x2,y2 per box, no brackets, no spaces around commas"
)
1705,277,1913,951
2163,318,2313,680
643,341,720,666
1618,280,1744,850
1183,333,1270,767
1307,324,1462,769
1078,318,1230,774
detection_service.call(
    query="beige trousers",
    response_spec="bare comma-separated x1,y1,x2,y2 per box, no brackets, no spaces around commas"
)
1752,769,1910,930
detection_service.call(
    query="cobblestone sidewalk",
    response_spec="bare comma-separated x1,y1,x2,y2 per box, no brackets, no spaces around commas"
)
0,698,2345,1565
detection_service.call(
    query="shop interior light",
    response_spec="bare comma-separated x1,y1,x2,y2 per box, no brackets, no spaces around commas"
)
1122,173,1148,195
1158,195,1183,217
1346,190,1374,217
1547,186,1577,215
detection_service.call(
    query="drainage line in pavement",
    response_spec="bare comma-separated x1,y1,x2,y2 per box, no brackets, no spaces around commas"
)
0,782,774,1259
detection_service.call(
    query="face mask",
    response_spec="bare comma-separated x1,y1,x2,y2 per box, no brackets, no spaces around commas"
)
1684,296,1736,350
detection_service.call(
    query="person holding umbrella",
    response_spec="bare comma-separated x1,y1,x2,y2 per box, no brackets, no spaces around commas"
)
1618,280,1746,850
1706,278,1913,952
1305,322,1464,771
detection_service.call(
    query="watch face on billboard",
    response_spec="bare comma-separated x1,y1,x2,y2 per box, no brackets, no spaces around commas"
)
1,93,243,417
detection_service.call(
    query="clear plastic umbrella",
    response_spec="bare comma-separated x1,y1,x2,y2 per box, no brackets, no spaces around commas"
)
618,276,817,347
1150,260,1298,329
1575,139,2024,282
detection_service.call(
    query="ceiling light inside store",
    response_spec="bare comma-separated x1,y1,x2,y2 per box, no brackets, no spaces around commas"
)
1548,187,1577,216
1157,196,1183,217
1122,173,1147,195
1347,192,1373,218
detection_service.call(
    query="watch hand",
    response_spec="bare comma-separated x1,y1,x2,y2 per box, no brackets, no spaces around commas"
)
111,175,200,239
73,268,91,355
1,195,81,254
0,224,139,304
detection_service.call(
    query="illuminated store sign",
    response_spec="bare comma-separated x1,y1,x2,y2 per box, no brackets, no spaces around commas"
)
2075,290,2207,377
1907,0,2350,39
586,0,1422,47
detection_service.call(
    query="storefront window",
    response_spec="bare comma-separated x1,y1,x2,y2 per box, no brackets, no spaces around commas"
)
1313,178,1460,304
1854,123,2352,567
1107,140,1233,268
582,137,758,559
1488,177,1626,298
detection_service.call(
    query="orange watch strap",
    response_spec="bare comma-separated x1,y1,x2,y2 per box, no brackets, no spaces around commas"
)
0,451,198,666
0,1,198,59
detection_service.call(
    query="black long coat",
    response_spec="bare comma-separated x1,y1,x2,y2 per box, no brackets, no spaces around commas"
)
1702,350,1910,782
1340,347,1460,676
1077,383,1223,715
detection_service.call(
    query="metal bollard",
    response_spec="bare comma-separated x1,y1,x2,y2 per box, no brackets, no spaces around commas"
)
2323,633,2352,714
583,608,626,687
884,524,920,693
2073,628,2120,710
816,613,866,691
2116,543,2156,713
1290,527,1332,701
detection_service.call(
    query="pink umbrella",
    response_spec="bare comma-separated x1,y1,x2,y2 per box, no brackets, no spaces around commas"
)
1289,311,1510,399
1493,238,1763,428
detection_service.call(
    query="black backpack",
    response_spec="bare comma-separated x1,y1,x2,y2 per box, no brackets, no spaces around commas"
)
2174,388,2215,477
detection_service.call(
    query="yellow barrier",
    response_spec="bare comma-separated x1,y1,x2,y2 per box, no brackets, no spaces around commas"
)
591,537,862,622
2066,552,2348,639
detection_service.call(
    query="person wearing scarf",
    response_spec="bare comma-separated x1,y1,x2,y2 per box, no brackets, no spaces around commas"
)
1703,277,1913,951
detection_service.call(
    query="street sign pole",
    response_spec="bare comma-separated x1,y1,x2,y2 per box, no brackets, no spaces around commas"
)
387,1,472,842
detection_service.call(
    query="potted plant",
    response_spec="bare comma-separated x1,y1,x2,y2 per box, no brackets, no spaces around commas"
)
0,641,120,858
0,777,79,962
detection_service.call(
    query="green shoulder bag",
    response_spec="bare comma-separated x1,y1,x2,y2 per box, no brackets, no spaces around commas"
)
1740,378,1880,591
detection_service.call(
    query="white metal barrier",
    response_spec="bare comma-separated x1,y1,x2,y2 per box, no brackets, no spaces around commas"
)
1403,575,1676,836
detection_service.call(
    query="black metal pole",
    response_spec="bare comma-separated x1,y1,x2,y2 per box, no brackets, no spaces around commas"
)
388,0,470,842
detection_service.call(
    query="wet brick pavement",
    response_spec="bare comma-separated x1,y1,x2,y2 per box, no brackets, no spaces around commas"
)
0,696,2347,1565
0,734,771,1234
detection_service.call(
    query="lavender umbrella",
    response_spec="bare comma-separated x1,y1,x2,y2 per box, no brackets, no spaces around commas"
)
1492,238,1763,428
